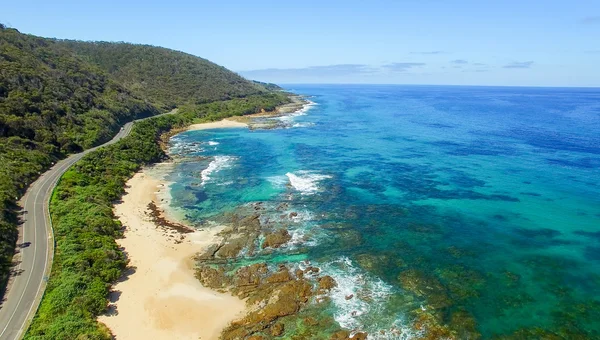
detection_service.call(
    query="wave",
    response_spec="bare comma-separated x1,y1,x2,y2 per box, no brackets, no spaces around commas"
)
297,100,318,115
285,171,332,195
272,100,318,128
292,122,315,128
267,175,289,189
200,156,235,185
319,257,421,339
207,141,219,146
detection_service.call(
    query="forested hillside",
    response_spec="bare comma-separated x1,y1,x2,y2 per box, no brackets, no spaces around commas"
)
58,40,267,108
0,25,277,297
0,26,159,292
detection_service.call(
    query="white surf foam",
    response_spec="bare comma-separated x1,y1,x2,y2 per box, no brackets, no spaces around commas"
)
272,100,317,128
285,171,332,195
207,141,219,146
267,175,289,189
291,122,315,128
200,156,234,185
297,100,317,114
319,257,420,339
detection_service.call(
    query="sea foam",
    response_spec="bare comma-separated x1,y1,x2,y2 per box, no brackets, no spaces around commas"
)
200,156,234,185
285,171,332,195
273,100,317,128
319,257,420,339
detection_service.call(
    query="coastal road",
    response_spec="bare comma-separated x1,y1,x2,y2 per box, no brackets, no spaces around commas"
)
0,111,175,340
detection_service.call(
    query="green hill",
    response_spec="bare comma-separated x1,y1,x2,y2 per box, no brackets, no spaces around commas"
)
0,25,275,296
57,40,268,108
0,27,159,290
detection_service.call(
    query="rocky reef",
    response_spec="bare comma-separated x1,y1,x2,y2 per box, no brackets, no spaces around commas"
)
193,202,367,339
191,202,494,339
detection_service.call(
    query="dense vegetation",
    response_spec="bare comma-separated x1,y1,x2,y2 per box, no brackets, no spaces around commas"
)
0,24,274,296
58,40,268,108
25,93,288,339
0,26,158,292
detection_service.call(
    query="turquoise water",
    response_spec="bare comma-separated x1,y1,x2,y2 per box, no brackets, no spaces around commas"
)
167,85,600,338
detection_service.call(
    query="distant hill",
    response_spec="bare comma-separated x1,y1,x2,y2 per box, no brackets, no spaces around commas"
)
58,41,268,108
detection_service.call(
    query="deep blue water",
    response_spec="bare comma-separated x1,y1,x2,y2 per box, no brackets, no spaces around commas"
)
167,85,600,338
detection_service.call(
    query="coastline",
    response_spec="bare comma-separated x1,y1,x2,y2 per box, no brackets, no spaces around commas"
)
98,170,247,340
99,95,312,339
187,95,310,130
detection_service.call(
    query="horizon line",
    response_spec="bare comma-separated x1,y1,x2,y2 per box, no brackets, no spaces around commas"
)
271,83,600,89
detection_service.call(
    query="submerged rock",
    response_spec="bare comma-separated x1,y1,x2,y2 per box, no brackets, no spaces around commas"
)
449,309,481,339
270,322,285,336
398,269,451,309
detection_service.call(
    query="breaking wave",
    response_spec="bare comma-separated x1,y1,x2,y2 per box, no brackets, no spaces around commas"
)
286,171,332,195
200,156,235,185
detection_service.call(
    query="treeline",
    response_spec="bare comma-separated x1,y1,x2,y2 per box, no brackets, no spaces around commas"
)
25,93,288,339
57,40,268,108
0,24,274,296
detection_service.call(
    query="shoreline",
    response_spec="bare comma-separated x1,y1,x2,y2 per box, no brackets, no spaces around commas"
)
98,170,247,340
187,95,310,131
99,94,320,339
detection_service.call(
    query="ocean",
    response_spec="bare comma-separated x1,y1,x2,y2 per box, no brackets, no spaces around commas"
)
165,85,600,338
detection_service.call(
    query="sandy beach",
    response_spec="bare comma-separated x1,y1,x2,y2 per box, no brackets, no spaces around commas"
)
187,118,248,130
98,169,246,340
100,99,312,339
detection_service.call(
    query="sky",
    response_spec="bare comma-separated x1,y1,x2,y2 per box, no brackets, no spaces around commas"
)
2,0,599,87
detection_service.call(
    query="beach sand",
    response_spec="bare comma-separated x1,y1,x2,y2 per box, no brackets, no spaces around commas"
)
98,170,246,340
100,97,311,339
187,119,248,130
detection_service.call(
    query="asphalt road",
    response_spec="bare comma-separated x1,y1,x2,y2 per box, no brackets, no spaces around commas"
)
0,111,171,340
